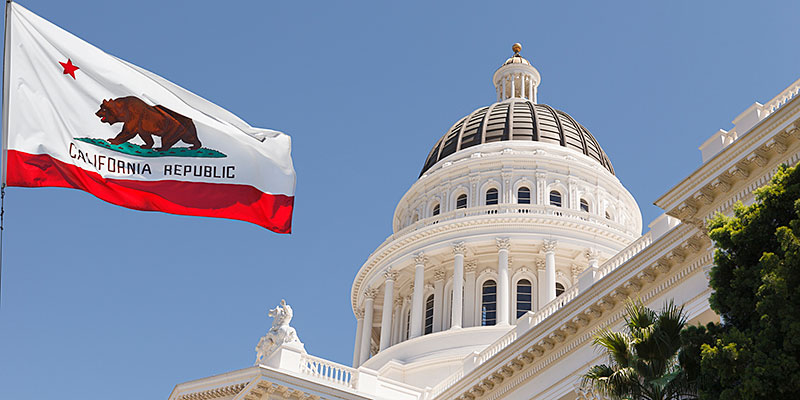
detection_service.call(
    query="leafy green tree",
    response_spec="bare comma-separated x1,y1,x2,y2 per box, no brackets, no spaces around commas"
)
681,163,800,399
582,299,695,400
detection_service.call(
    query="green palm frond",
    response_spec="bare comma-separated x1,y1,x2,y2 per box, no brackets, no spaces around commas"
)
593,328,633,366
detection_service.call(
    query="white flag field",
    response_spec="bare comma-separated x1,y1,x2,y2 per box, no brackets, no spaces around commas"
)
2,2,296,233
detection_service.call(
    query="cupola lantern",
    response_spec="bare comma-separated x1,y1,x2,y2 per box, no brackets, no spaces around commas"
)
493,43,541,102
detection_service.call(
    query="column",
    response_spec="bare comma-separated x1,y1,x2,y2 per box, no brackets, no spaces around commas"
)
543,239,557,304
352,309,364,367
379,270,398,351
391,297,402,345
409,253,427,339
432,270,445,332
501,78,506,100
510,75,516,98
463,261,477,327
359,288,378,365
451,241,466,329
496,238,511,325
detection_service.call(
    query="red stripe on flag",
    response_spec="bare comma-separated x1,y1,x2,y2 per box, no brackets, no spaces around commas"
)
5,150,293,233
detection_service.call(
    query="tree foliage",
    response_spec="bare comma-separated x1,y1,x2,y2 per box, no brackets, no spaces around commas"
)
582,299,694,400
681,163,800,399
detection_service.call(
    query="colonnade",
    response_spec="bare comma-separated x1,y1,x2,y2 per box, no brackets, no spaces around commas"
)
496,73,537,102
353,239,602,367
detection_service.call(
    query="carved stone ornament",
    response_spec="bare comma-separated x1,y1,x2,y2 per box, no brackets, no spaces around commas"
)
543,239,557,253
364,287,380,299
465,261,478,273
496,237,511,250
452,241,467,256
434,269,447,281
255,299,302,365
536,259,545,270
414,252,428,266
394,297,404,307
585,248,600,262
383,269,399,282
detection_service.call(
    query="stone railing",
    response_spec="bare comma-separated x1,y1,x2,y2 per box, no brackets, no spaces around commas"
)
378,204,634,256
429,370,465,399
763,76,800,115
531,284,580,326
299,353,358,390
596,231,653,281
476,328,518,364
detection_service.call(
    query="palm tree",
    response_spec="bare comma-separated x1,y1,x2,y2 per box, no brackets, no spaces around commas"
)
581,299,695,400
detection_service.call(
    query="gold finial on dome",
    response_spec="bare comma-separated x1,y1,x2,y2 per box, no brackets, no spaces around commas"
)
512,43,522,55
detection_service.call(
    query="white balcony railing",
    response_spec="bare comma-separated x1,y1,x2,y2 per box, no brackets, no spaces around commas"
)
299,353,358,390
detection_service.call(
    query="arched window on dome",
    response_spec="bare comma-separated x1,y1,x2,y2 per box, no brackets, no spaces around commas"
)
424,294,435,335
432,203,440,216
481,280,497,326
550,190,562,207
580,198,589,213
456,194,468,209
486,188,499,206
516,279,533,318
518,187,531,204
555,282,565,297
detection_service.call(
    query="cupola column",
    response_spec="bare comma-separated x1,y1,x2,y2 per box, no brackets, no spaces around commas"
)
496,238,511,325
543,239,557,304
352,309,364,368
379,270,398,351
451,242,466,329
358,288,378,365
409,253,427,339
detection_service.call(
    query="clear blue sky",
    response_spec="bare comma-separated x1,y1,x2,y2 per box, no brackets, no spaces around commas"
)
1,1,799,399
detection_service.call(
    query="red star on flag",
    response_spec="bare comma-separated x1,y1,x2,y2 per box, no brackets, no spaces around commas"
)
59,58,79,79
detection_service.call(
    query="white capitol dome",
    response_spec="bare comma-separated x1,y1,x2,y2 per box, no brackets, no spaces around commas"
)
350,44,642,387
169,42,800,400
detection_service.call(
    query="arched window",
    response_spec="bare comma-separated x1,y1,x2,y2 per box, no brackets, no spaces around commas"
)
516,279,533,318
580,199,589,212
486,188,499,205
555,282,565,297
481,280,497,326
456,194,468,209
518,187,531,204
432,203,440,216
424,294,435,334
550,190,562,207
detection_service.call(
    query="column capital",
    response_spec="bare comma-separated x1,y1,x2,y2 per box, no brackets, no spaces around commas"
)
535,171,547,179
585,248,600,262
465,260,478,273
413,252,428,266
383,269,399,282
536,259,545,271
543,239,557,253
355,309,364,319
364,287,379,300
496,237,511,250
452,241,467,256
433,269,447,281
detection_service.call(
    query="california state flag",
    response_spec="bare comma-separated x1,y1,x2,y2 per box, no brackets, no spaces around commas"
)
2,2,296,233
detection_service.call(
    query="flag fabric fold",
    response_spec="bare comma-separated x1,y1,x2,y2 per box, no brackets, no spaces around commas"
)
2,2,296,233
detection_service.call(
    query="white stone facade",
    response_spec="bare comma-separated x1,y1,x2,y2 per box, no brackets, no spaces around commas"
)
168,48,800,400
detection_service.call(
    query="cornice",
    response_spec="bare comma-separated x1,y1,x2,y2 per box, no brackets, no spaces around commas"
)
655,94,800,217
434,223,711,399
176,383,248,400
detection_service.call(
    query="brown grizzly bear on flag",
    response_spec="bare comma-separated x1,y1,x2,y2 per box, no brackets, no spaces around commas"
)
95,96,202,152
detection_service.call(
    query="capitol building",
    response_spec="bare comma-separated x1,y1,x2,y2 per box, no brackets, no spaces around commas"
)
167,45,800,400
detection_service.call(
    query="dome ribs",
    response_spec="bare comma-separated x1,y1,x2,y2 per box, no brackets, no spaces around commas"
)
559,111,589,157
419,101,615,176
541,104,566,147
